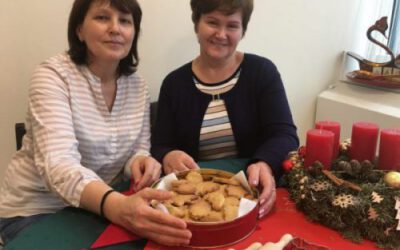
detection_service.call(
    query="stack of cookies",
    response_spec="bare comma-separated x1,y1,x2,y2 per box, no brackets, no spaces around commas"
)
160,170,257,222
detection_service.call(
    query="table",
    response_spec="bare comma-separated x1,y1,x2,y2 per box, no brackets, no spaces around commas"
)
4,159,380,250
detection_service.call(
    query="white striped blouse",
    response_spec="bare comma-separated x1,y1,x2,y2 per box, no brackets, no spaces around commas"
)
0,53,150,217
194,70,240,160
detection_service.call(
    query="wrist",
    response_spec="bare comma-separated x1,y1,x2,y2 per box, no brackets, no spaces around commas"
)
101,191,125,222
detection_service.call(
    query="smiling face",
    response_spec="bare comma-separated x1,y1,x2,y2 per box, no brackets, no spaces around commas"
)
77,1,135,67
196,10,243,63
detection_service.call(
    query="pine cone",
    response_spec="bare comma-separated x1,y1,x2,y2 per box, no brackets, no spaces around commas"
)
338,160,352,174
361,160,374,172
350,160,361,174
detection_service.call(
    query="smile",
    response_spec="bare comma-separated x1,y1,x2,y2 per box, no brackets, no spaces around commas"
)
104,41,124,45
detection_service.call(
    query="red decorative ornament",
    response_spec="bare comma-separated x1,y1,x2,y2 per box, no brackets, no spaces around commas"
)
283,159,294,172
298,146,306,157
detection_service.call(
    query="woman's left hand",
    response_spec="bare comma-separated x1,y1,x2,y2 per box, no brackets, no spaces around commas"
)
130,156,162,191
247,161,276,218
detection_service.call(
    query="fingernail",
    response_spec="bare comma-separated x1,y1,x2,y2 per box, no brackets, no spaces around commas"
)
252,180,258,186
259,208,265,215
260,199,265,204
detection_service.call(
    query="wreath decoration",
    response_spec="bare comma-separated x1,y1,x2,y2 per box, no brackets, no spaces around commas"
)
283,140,400,249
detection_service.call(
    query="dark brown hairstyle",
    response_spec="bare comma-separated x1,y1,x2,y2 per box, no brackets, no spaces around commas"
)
67,0,142,75
190,0,253,35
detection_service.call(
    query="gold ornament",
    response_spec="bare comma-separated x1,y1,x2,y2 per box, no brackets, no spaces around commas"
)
384,171,400,188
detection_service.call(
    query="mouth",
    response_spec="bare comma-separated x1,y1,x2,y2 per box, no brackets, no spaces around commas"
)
104,41,124,46
210,40,228,47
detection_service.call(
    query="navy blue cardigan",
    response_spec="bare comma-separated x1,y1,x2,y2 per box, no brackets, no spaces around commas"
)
151,54,299,180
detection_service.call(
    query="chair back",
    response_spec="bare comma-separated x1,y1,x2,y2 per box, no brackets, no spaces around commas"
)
15,123,26,150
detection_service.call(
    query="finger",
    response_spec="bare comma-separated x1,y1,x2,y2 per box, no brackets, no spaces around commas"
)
136,161,154,190
131,159,144,187
141,202,188,230
164,164,173,174
259,190,276,218
258,175,274,204
139,188,173,202
247,164,260,187
174,162,190,173
139,161,161,189
151,162,161,180
183,156,199,170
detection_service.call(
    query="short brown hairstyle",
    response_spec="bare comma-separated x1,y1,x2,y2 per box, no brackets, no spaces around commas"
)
190,0,253,35
67,0,142,76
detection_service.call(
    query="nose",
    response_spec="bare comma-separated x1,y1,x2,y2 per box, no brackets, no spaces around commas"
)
109,17,121,34
215,27,227,39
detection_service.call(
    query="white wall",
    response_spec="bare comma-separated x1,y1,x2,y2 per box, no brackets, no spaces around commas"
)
0,0,363,181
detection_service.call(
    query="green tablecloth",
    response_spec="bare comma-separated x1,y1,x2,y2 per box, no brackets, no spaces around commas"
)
5,159,249,250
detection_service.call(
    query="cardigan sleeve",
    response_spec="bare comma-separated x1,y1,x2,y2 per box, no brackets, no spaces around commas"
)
249,59,299,180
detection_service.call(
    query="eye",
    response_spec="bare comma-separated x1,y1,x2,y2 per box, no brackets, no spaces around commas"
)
207,20,218,26
119,17,132,25
228,24,240,30
94,15,109,21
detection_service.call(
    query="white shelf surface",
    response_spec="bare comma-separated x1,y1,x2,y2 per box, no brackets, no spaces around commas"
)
316,80,400,141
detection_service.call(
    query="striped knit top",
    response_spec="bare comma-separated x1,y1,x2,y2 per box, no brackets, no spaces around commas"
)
194,68,241,160
0,53,150,217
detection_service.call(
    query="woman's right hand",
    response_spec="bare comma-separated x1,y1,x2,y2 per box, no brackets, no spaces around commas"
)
106,188,192,246
163,150,199,174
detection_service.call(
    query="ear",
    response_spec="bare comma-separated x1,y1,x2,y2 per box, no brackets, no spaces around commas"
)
76,25,83,42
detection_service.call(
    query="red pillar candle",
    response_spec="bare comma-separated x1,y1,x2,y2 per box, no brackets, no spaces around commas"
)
315,121,341,158
304,129,335,169
378,128,400,170
349,122,379,162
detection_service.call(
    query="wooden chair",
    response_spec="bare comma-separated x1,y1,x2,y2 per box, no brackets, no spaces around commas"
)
15,123,26,150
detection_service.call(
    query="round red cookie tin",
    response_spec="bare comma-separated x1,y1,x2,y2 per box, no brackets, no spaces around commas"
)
153,168,259,248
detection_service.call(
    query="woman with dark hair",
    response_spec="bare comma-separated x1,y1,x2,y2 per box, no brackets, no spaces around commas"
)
152,0,299,219
0,0,191,246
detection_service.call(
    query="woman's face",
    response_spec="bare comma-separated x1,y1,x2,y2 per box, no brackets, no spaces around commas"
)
77,1,134,66
196,10,243,62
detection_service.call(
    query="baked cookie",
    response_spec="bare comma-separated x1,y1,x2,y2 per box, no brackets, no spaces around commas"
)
226,185,248,198
205,191,225,211
171,180,196,195
196,181,220,196
185,171,203,183
201,210,224,222
165,204,186,218
223,204,239,221
190,200,211,221
225,196,240,206
171,194,198,207
212,176,241,186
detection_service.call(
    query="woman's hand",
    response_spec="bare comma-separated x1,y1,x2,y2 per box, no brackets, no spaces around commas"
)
107,188,192,246
246,161,276,218
130,156,161,191
163,150,199,174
